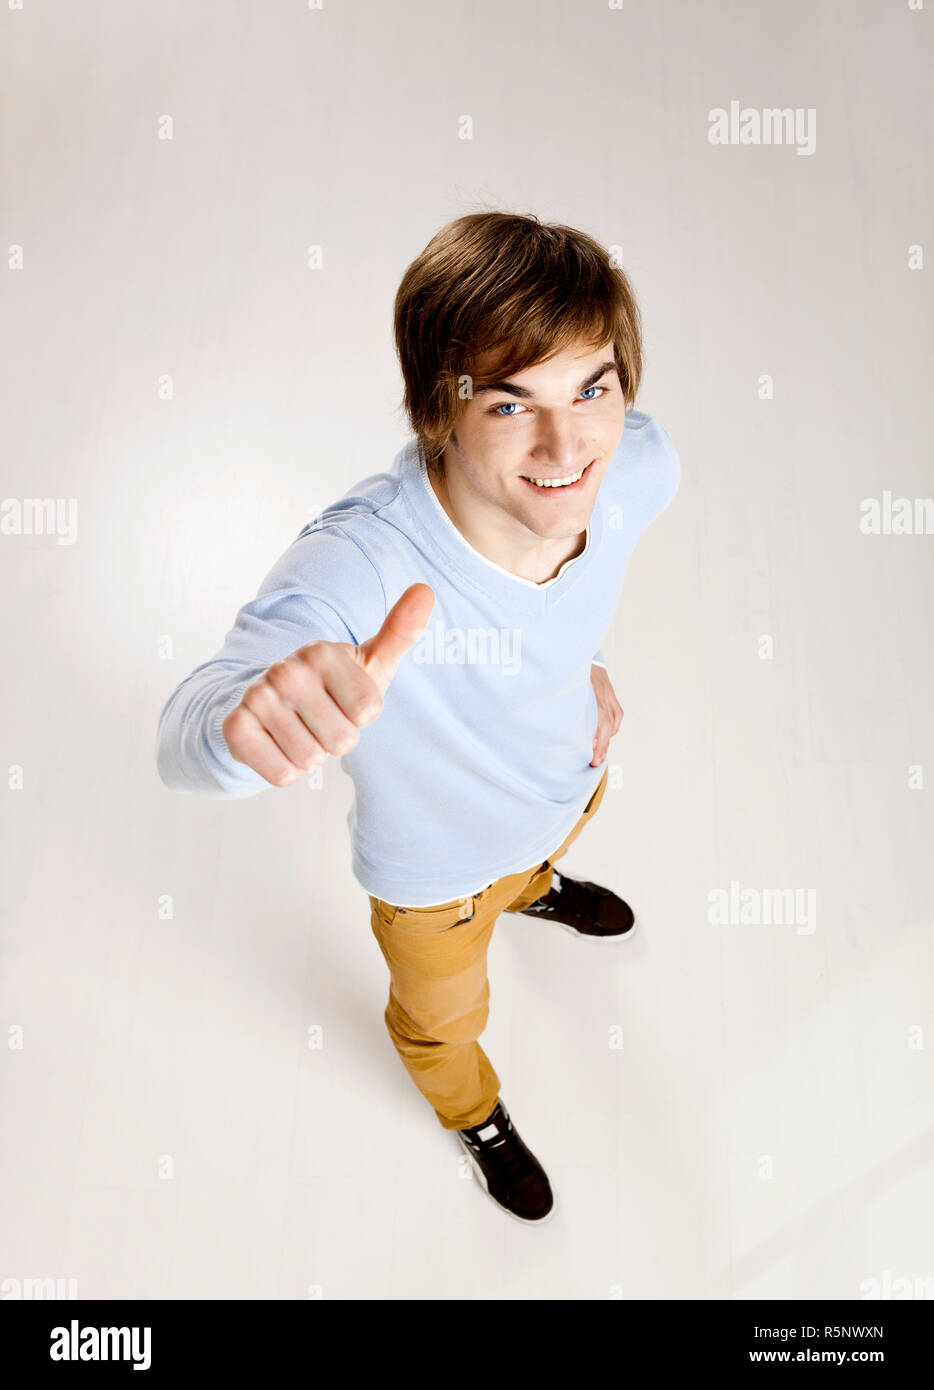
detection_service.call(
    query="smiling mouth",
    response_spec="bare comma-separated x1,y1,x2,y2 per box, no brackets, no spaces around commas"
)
520,460,594,491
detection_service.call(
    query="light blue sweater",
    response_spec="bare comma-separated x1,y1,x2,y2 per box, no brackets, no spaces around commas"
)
156,410,681,905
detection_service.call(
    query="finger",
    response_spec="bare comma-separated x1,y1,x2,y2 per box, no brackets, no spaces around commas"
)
223,706,305,788
244,674,355,761
317,650,383,729
262,707,329,771
356,582,435,692
291,682,365,756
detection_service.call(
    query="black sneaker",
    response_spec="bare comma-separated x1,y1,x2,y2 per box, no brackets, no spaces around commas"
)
515,868,636,940
455,1099,554,1224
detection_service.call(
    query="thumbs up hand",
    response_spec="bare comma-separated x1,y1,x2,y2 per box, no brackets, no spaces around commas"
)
222,583,435,787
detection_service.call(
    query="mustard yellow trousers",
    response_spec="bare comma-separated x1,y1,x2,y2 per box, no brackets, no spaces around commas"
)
367,767,609,1131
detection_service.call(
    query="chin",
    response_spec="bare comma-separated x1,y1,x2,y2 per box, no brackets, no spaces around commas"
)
529,511,592,540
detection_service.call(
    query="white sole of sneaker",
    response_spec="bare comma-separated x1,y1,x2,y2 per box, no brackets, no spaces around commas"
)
454,1131,555,1225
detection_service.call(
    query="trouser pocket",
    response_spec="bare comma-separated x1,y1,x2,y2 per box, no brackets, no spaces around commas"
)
369,894,476,935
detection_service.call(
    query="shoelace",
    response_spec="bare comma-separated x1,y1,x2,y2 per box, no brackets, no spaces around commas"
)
544,871,602,926
467,1115,530,1180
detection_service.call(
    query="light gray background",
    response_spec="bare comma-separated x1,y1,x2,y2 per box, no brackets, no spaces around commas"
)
1,0,932,1300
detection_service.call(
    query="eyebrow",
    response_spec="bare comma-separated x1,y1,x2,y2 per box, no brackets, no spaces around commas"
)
472,360,618,400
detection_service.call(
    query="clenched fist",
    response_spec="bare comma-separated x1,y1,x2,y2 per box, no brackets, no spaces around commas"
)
222,583,435,787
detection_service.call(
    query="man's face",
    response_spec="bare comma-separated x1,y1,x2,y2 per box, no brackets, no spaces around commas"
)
438,339,626,542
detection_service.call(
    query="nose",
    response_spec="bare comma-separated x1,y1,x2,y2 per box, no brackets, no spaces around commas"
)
529,414,585,472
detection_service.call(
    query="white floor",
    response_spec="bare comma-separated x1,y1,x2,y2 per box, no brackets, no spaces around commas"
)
1,0,932,1302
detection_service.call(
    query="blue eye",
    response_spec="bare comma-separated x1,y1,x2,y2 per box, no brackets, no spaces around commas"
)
488,385,606,417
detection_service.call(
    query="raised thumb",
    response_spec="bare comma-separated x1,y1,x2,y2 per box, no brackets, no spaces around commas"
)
356,583,435,692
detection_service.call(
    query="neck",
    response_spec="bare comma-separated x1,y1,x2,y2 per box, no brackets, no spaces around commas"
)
427,465,586,585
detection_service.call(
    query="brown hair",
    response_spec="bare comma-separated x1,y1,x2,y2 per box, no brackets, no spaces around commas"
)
393,210,643,471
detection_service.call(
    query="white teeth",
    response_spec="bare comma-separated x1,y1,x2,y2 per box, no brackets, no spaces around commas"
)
525,466,585,488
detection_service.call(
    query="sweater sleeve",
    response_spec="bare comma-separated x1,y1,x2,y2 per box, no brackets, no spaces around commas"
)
155,523,387,797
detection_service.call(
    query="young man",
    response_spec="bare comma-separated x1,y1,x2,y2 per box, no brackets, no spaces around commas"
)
156,211,680,1226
